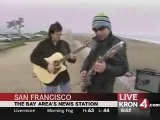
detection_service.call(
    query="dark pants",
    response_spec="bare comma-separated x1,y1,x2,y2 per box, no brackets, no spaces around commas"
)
87,78,115,93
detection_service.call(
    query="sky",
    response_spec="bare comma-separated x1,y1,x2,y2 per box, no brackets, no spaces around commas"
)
0,0,160,38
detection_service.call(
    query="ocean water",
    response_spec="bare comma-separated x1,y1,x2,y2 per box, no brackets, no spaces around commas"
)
119,35,160,45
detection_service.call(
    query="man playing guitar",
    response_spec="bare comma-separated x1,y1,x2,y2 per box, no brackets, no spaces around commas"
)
80,13,129,93
30,22,77,93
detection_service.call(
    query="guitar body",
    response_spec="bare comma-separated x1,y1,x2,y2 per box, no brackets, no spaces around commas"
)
33,52,67,84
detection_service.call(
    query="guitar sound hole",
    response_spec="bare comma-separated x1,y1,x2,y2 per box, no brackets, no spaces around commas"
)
53,61,60,67
52,61,61,74
53,66,61,74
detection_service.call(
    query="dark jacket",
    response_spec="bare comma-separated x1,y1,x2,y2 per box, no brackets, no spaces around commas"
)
81,32,129,93
30,38,76,86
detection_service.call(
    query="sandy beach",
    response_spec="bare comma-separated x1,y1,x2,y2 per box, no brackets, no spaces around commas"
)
0,34,160,93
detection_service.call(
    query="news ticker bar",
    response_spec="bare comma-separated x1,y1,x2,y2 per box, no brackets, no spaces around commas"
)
0,107,117,114
0,93,159,109
1,107,160,120
0,93,160,119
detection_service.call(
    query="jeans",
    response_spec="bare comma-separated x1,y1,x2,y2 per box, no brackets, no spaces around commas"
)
43,81,71,93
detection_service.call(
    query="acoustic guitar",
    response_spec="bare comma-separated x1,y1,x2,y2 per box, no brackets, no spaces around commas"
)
33,40,93,84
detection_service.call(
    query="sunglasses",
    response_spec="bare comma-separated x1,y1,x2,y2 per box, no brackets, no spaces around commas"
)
92,26,106,32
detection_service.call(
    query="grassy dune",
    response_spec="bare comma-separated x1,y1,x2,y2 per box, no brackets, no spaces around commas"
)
0,37,45,51
0,42,26,51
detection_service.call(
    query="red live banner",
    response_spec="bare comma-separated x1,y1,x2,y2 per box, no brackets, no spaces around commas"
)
0,93,117,101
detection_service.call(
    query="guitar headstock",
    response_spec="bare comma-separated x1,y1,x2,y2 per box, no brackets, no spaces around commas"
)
106,41,124,58
84,40,95,48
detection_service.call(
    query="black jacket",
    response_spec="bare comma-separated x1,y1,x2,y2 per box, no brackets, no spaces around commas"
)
30,38,76,86
81,33,129,93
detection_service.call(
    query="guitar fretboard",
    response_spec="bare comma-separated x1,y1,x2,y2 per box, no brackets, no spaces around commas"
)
58,45,86,63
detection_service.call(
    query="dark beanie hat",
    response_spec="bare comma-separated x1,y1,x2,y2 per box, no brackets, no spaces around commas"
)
92,13,111,31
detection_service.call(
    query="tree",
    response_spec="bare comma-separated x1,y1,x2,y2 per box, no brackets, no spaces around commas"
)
6,18,24,35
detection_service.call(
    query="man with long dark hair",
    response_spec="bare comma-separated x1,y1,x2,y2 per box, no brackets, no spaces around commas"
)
30,22,77,93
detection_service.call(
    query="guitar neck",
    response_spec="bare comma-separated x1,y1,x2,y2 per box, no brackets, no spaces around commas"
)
59,45,86,63
72,46,86,54
98,54,108,62
98,42,124,62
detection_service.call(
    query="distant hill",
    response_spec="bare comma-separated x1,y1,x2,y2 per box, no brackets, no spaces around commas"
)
33,31,48,37
72,33,93,37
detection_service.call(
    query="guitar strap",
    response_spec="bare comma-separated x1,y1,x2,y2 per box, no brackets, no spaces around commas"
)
90,41,98,55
